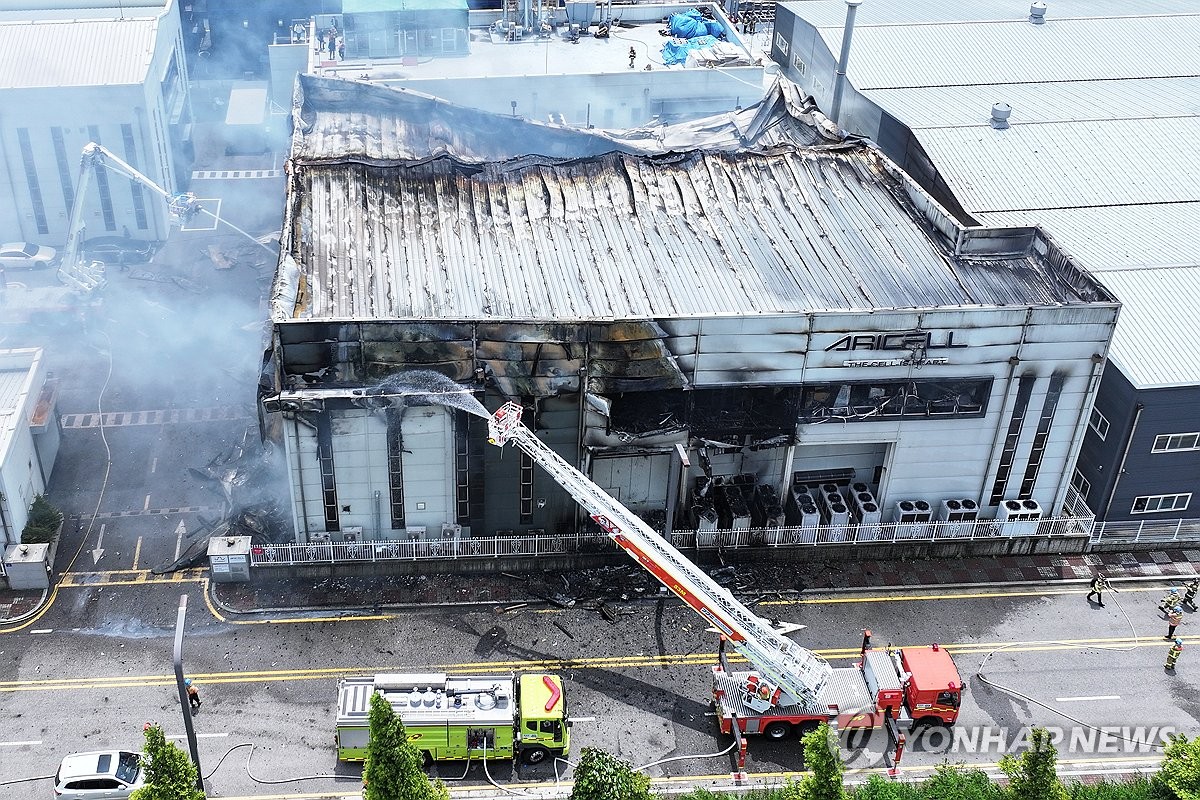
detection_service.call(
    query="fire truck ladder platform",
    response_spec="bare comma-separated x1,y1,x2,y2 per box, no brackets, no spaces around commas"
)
487,401,832,707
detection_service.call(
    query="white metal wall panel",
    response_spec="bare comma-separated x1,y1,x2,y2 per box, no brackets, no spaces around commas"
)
400,407,455,531
591,454,671,511
286,419,328,538
330,411,392,536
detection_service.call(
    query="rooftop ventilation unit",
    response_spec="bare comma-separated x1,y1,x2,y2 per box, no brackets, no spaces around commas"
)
991,102,1012,129
1029,1,1047,24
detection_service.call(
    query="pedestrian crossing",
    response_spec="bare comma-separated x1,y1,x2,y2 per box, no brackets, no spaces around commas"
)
69,506,223,520
59,406,250,429
191,169,283,180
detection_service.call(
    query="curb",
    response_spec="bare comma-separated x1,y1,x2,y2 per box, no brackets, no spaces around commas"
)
0,586,50,627
206,572,1183,618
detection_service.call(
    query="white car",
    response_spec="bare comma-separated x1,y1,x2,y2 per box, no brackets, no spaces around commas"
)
0,241,57,270
53,750,145,799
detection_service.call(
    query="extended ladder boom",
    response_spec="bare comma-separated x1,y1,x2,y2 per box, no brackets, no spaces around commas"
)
487,401,832,707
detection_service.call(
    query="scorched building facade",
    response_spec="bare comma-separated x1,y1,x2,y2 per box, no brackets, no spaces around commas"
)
261,77,1117,546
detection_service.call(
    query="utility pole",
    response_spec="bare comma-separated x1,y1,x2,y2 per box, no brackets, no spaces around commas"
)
173,594,204,792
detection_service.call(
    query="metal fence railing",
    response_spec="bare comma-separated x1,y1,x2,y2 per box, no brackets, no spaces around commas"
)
250,512,1097,567
1090,518,1200,546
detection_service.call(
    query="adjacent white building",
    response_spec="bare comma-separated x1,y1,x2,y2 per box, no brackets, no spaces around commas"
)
0,1,192,245
0,348,60,548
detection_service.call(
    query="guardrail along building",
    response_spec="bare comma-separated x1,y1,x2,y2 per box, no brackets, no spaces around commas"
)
769,0,1200,523
261,76,1117,546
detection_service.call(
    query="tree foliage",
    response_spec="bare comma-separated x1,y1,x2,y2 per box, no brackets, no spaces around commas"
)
129,723,205,800
998,727,1068,800
784,722,846,800
363,691,447,800
1154,734,1200,800
21,494,62,543
923,763,1004,800
569,747,653,800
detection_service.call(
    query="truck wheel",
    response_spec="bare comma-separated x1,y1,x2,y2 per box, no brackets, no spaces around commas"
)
521,746,550,765
421,751,433,769
763,721,792,740
915,717,945,730
797,721,821,737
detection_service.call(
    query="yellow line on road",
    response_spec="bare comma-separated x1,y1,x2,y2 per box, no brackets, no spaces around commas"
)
2,633,1194,693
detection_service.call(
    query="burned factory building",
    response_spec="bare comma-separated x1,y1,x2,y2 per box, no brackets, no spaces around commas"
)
260,76,1117,547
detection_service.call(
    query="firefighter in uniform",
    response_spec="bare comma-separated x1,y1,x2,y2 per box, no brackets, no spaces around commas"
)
1159,588,1182,615
1166,638,1184,670
1184,579,1200,611
1086,574,1109,606
1166,606,1185,639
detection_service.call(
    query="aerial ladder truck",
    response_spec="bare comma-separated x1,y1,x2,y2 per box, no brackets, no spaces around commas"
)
486,401,962,769
58,142,201,293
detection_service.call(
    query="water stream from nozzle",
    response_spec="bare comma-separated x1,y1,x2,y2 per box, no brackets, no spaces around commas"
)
365,369,489,418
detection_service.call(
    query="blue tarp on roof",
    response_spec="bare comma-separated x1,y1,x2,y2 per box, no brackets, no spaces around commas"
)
343,0,468,12
667,10,724,38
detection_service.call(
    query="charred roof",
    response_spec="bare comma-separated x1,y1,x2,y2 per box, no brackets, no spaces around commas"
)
277,76,1113,323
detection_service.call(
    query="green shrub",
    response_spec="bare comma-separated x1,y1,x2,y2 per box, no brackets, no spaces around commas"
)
852,774,924,799
569,747,653,800
21,494,62,544
1067,776,1158,800
1153,734,1200,800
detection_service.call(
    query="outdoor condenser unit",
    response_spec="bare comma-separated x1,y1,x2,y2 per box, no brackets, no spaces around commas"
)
893,500,933,539
998,499,1042,536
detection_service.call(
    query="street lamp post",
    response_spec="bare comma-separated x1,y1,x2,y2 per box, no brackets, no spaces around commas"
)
173,594,205,792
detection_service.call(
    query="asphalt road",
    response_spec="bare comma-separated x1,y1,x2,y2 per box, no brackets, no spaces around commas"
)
1,580,1195,798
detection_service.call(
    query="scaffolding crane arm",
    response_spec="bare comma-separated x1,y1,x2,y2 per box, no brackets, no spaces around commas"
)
486,401,832,709
58,142,199,293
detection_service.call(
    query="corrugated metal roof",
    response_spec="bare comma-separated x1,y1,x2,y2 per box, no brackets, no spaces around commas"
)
0,17,159,89
1092,268,1200,388
984,204,1200,273
785,0,1194,28
819,15,1200,90
290,147,1099,321
864,77,1200,129
912,118,1200,214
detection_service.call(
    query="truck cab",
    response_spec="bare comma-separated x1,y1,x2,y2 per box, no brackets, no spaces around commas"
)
516,673,570,764
899,644,962,725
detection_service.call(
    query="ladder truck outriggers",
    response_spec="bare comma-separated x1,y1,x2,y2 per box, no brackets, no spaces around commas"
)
486,401,962,769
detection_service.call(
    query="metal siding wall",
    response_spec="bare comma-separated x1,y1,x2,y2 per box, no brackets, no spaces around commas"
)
328,410,391,536
1106,385,1200,521
400,407,454,533
591,454,671,511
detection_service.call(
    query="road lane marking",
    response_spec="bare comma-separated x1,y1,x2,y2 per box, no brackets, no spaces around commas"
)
151,457,158,473
30,629,52,634
132,536,142,570
0,739,42,746
1056,695,1121,702
144,494,151,512
2,633,1195,692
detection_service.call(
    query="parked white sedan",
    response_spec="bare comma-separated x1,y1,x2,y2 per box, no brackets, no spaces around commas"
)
0,241,57,269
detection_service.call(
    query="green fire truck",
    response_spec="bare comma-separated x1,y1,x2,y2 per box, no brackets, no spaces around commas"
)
336,672,570,765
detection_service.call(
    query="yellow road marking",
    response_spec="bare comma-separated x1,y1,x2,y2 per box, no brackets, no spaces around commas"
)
1,633,1192,692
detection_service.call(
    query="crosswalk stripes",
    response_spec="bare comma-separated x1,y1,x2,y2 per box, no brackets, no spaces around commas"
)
191,169,283,180
68,506,224,520
59,406,250,429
